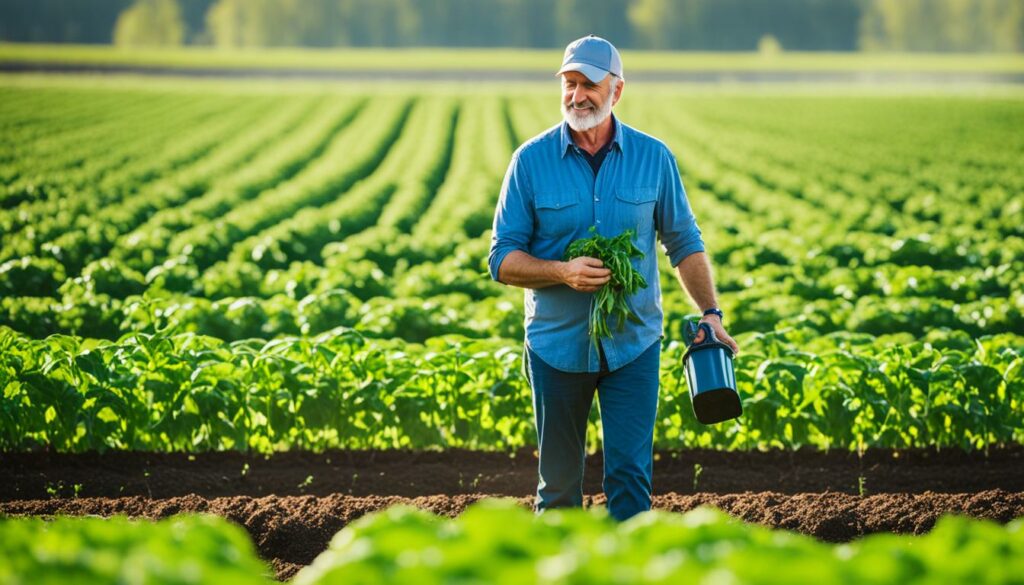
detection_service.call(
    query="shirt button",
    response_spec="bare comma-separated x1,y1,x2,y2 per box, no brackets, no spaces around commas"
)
594,197,600,202
596,219,601,224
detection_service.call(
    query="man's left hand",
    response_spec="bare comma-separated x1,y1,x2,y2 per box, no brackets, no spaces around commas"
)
692,316,740,356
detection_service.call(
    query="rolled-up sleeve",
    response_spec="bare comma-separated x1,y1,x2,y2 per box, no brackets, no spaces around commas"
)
656,148,705,267
488,150,534,283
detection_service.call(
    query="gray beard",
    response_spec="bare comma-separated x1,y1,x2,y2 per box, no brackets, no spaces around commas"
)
562,97,613,132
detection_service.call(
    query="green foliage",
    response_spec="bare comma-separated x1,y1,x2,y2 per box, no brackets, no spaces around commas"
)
113,0,186,47
0,85,1022,453
0,256,66,297
1,325,1020,453
206,0,421,48
9,0,1024,50
860,0,1024,52
4,503,1021,584
0,514,271,584
294,500,1024,585
563,227,649,351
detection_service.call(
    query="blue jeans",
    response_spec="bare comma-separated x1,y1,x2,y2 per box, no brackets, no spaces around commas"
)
524,339,661,521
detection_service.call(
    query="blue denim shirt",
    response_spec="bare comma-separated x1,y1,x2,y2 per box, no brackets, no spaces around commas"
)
488,114,705,373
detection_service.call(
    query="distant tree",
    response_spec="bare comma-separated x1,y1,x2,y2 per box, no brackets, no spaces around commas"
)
629,0,857,51
342,0,420,47
758,34,783,55
555,0,632,49
860,0,1024,52
206,0,267,47
626,0,700,48
207,0,395,48
113,0,185,46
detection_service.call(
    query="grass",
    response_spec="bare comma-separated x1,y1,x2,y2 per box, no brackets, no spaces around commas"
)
2,43,1024,73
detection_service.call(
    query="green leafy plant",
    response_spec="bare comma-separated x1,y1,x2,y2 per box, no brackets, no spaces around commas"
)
3,502,1023,585
563,227,648,351
292,500,1024,585
0,514,272,584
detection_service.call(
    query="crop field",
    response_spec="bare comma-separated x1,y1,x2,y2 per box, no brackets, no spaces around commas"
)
1,71,1023,582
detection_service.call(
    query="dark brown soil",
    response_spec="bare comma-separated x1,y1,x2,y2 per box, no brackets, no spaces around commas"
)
4,490,1022,581
3,447,1022,581
3,446,1022,501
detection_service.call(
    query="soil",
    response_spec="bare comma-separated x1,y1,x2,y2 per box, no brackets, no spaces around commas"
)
3,446,1021,501
3,447,1023,581
4,490,1022,581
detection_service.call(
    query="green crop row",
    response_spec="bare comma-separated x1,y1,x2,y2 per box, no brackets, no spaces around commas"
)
0,514,270,585
1,84,1021,455
42,98,296,276
3,253,1019,344
1,92,176,208
1,323,1020,453
215,96,459,273
297,501,1024,585
3,89,1016,343
111,97,363,272
1,96,252,269
3,502,1023,585
166,97,411,272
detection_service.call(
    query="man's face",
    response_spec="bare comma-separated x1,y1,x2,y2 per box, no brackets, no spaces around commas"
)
561,71,622,132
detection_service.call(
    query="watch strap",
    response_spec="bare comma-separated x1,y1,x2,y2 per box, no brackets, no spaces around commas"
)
703,307,724,320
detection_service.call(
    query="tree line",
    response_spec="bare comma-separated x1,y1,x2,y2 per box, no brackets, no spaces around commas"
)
2,0,1022,52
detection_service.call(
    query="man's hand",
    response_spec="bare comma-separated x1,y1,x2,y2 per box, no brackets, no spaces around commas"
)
692,315,740,356
561,257,611,293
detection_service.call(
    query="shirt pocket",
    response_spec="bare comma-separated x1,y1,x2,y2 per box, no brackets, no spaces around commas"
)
535,189,581,239
614,187,658,236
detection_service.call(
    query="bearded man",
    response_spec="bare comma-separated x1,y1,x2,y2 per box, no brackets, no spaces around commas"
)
488,35,739,521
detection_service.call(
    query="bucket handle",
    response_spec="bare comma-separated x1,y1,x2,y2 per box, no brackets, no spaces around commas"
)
695,322,718,346
684,320,719,347
683,320,734,359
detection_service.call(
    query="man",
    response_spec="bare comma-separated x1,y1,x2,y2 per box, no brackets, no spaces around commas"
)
487,35,739,521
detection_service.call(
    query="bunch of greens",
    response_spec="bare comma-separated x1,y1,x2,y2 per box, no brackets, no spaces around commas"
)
563,227,648,351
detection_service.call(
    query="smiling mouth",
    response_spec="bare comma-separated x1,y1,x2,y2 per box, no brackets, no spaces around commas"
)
572,103,592,110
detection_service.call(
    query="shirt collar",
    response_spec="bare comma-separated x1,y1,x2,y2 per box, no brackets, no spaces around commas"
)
560,112,624,158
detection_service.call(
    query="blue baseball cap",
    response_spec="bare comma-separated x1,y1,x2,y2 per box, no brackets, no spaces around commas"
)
556,35,623,84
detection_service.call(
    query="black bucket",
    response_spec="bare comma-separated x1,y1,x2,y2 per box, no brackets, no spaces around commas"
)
682,321,742,425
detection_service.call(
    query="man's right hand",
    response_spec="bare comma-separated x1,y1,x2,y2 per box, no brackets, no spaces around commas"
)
561,257,611,292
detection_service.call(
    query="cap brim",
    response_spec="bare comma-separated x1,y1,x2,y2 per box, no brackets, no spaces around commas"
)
555,62,609,84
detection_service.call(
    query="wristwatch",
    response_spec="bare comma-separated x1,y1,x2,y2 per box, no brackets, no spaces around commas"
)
702,307,724,321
